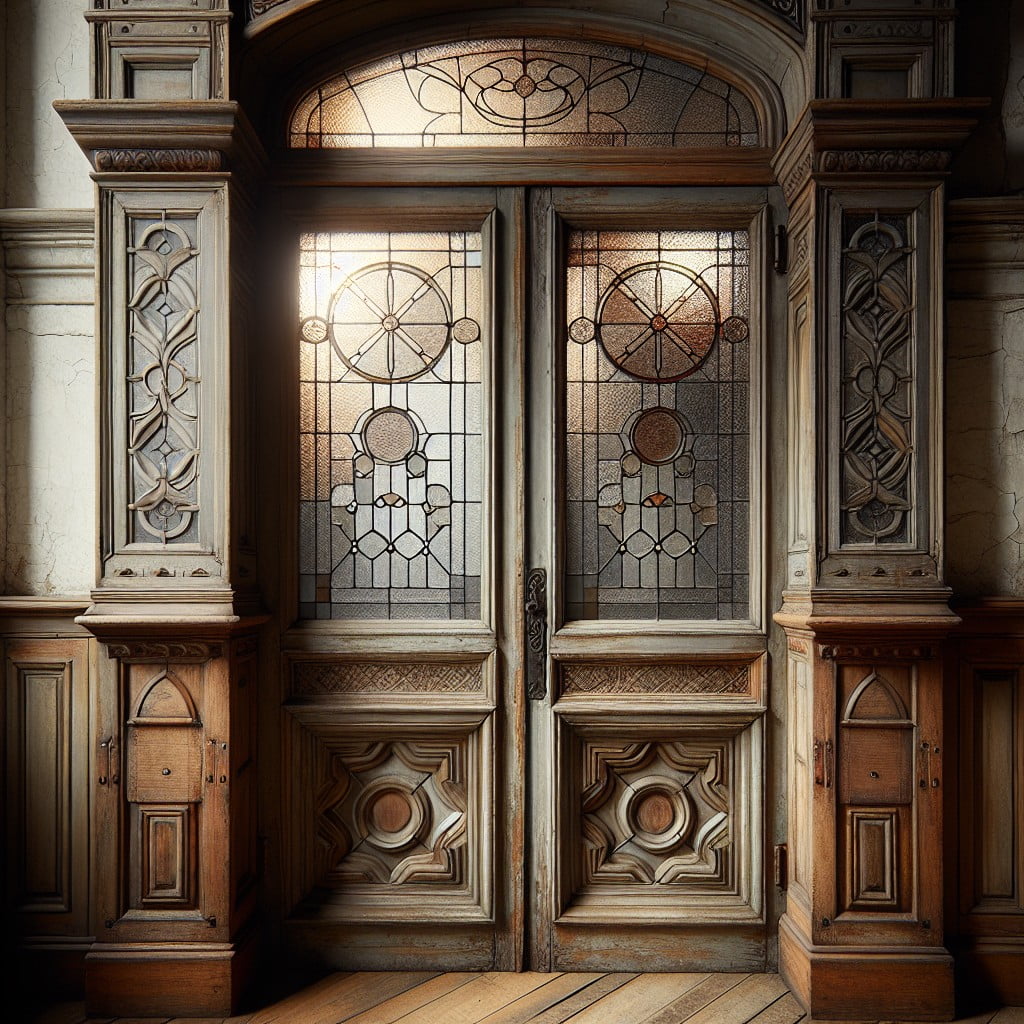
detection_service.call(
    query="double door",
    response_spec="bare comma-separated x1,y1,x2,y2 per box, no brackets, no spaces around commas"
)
282,186,770,971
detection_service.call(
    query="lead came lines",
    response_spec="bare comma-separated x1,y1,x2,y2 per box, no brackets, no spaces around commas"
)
565,228,750,622
298,230,483,621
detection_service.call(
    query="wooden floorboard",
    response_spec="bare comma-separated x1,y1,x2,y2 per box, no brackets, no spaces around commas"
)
26,972,1024,1024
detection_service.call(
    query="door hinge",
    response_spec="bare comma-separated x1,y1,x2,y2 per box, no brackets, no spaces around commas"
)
813,737,834,788
774,225,788,274
774,844,788,891
525,568,548,700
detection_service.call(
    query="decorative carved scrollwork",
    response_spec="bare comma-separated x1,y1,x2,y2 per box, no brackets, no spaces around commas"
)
126,214,201,544
819,643,935,662
839,214,915,545
96,149,223,173
753,0,804,33
106,640,222,663
820,150,950,174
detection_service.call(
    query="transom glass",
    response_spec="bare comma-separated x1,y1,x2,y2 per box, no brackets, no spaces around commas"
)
289,38,759,149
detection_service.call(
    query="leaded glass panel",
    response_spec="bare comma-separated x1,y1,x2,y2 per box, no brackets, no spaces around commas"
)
289,38,759,149
298,230,484,620
565,229,751,621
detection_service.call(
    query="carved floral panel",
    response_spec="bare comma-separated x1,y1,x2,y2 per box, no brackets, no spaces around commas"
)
127,214,201,545
839,213,915,547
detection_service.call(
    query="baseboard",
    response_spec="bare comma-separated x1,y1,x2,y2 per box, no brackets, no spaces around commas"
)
780,913,955,1021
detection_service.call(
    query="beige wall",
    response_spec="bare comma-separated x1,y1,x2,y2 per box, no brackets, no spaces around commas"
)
2,0,95,596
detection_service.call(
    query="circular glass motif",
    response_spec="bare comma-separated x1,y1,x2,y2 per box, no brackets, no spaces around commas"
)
463,57,585,129
329,262,452,382
722,315,749,344
597,262,719,381
630,407,687,466
362,407,418,464
300,316,328,344
569,316,595,344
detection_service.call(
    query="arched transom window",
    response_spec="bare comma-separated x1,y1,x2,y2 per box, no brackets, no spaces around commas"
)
289,37,761,149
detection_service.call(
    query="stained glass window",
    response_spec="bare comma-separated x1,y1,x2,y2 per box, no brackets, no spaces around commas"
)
565,229,751,621
298,231,484,620
289,38,759,149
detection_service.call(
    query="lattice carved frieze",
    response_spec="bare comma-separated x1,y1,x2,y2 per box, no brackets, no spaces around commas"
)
561,662,751,697
580,739,733,887
839,213,915,546
126,214,201,545
293,660,482,696
316,740,468,886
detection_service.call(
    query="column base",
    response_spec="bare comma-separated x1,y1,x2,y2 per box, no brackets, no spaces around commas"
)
780,913,955,1021
955,938,1024,1008
85,936,258,1018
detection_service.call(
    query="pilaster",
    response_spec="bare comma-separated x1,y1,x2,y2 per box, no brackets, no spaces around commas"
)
772,90,981,1021
54,2,267,1014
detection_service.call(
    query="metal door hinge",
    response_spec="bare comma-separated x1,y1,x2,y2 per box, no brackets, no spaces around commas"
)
525,568,548,700
813,737,834,788
774,225,788,274
774,844,788,890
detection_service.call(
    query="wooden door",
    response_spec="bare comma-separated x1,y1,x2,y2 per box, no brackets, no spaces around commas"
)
279,187,526,970
525,188,770,972
277,185,769,972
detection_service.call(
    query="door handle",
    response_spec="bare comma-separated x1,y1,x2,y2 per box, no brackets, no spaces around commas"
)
525,568,548,700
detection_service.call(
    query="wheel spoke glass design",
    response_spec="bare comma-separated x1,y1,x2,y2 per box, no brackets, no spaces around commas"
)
289,38,759,149
299,231,484,620
565,229,751,621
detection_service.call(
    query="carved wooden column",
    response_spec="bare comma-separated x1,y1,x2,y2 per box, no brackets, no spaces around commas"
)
772,72,983,1020
54,1,266,1015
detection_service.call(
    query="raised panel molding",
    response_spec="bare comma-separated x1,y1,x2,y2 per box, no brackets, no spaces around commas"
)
3,637,91,943
846,809,898,910
285,707,492,922
556,714,763,923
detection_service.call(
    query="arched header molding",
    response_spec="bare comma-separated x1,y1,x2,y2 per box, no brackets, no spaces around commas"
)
237,1,804,151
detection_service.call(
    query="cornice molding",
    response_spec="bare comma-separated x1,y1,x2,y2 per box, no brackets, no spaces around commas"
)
772,98,988,204
53,101,267,180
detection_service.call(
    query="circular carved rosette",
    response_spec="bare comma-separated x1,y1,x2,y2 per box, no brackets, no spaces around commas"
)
597,262,719,382
329,262,452,382
353,776,430,852
618,774,694,854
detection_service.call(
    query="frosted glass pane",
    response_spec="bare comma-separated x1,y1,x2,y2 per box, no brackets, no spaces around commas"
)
298,230,484,620
289,38,760,149
565,229,751,622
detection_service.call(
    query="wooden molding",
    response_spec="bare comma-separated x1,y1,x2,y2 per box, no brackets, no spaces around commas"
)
95,148,224,172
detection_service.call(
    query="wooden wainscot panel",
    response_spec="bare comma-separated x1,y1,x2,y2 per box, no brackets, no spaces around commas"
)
284,706,493,930
4,638,91,937
954,604,1024,1006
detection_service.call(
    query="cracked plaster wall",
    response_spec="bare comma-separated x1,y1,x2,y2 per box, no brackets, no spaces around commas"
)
946,205,1024,599
3,0,95,596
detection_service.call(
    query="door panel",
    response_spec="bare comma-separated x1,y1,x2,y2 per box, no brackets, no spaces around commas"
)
527,188,769,971
280,188,524,970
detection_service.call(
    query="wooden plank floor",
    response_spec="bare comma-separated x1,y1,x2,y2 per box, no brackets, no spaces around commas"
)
25,973,1024,1024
